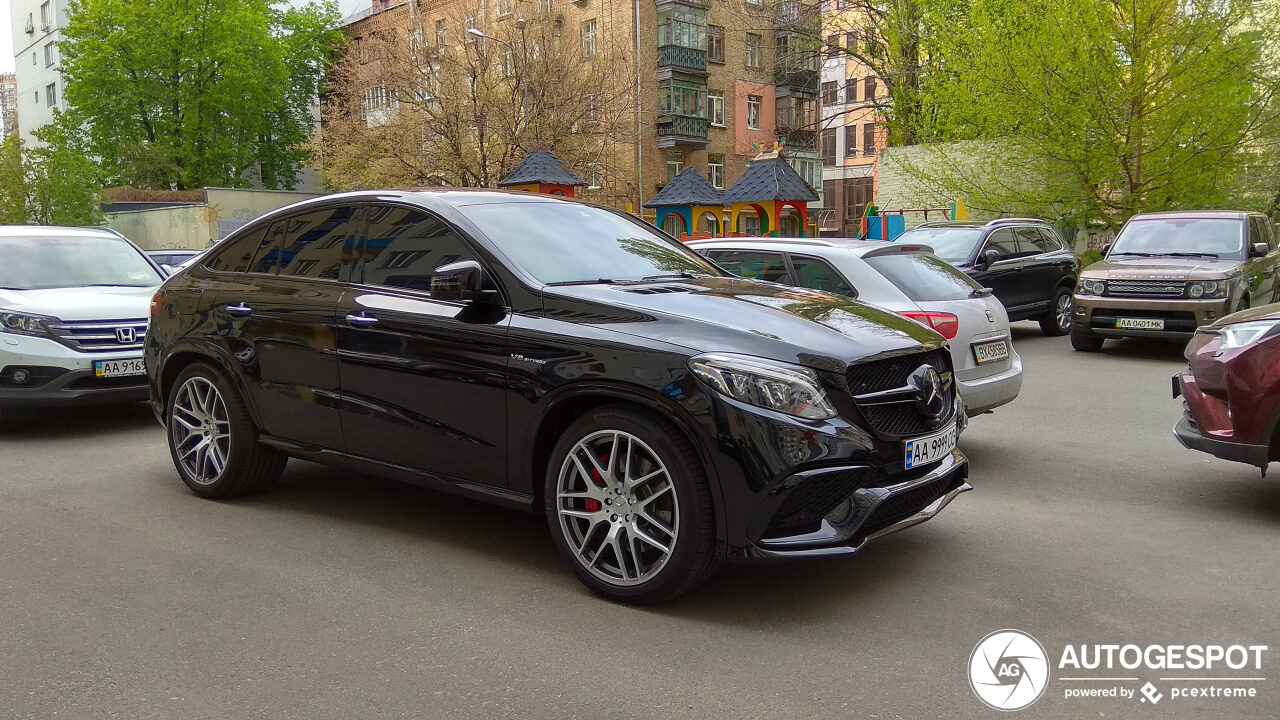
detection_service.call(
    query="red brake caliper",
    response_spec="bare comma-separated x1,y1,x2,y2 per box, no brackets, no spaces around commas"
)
583,453,608,513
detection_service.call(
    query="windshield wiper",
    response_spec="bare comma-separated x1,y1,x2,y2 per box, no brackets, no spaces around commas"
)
545,278,618,287
1110,251,1161,257
640,271,711,281
1158,252,1220,259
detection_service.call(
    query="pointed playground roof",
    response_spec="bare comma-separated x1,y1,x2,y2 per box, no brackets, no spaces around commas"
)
497,148,587,187
643,168,724,208
721,152,819,204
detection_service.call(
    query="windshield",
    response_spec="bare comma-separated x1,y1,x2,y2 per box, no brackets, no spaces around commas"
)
465,202,722,284
895,227,986,263
1110,218,1244,258
0,234,163,291
864,253,984,302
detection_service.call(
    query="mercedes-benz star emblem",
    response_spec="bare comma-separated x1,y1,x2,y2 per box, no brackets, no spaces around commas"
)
909,364,947,420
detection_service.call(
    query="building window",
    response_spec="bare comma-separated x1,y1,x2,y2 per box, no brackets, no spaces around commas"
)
499,51,515,77
707,25,724,63
746,0,762,5
846,31,858,52
497,0,513,17
667,150,684,181
746,95,761,130
823,179,835,210
581,19,597,57
845,125,858,155
846,176,874,222
745,33,761,69
658,80,707,117
708,154,724,189
588,161,602,189
658,8,706,50
864,75,877,100
821,128,835,165
708,91,725,126
43,42,55,67
436,20,447,50
866,27,879,57
821,81,838,106
863,122,876,155
40,1,51,30
782,0,799,20
540,0,552,11
826,33,840,59
45,82,56,107
844,76,858,102
464,15,478,42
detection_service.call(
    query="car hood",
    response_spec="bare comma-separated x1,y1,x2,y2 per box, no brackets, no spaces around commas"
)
543,276,942,370
1206,302,1280,329
1081,257,1241,280
0,286,157,321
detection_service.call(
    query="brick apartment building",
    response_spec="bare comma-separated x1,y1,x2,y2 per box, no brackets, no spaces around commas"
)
817,0,883,236
0,73,17,139
336,0,823,235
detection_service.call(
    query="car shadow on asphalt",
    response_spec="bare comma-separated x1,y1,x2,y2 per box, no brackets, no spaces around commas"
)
226,458,947,624
0,402,157,439
1008,323,1187,362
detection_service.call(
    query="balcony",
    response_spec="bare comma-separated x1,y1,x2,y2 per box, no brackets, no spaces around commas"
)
656,114,710,149
779,128,816,152
774,67,818,93
657,45,707,73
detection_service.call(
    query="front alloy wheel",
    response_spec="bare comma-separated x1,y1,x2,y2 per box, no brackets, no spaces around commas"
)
545,406,716,603
170,376,231,485
555,430,679,587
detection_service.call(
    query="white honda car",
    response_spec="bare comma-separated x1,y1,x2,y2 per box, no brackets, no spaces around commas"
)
0,226,164,415
688,237,1023,416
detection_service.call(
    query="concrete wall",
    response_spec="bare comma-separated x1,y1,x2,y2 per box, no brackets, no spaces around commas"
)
105,188,321,250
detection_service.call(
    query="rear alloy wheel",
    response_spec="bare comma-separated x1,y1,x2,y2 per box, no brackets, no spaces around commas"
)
545,406,715,604
167,362,286,498
1040,287,1073,336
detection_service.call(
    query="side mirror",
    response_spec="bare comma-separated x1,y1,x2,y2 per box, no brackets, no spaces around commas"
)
977,248,1001,270
159,264,175,277
1251,242,1269,258
1102,243,1112,257
430,260,499,303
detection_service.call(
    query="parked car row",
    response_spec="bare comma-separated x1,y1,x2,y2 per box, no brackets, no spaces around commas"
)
1,195,1276,604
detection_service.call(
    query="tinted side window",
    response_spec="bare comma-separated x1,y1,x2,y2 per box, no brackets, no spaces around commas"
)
789,255,857,296
1033,228,1064,253
250,221,287,275
705,250,789,283
279,206,358,279
1249,216,1266,247
1014,227,1047,255
206,224,268,273
359,207,476,293
984,229,1020,260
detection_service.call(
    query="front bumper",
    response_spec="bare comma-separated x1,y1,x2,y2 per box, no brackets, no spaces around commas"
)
0,333,148,409
1172,369,1270,467
1074,295,1231,340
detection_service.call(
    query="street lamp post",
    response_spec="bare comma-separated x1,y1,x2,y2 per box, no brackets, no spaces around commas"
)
466,24,530,141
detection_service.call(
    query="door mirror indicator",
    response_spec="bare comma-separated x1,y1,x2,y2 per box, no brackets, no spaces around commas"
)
431,260,499,303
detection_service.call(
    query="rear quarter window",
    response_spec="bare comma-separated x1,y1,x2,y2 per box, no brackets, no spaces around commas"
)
863,253,983,302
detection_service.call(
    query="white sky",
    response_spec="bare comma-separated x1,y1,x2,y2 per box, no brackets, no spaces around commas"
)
0,0,370,74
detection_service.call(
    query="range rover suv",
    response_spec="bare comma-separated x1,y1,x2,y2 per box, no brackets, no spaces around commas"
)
1,226,163,416
1071,211,1280,351
146,191,971,603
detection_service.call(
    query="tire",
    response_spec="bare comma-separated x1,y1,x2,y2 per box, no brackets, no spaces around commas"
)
166,362,286,498
1235,297,1250,314
1039,287,1073,336
543,405,717,604
1070,325,1104,352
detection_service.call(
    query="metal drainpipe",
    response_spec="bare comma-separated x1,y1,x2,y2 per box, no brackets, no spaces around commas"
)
634,0,643,212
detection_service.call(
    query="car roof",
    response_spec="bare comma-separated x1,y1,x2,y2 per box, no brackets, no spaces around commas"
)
1126,210,1251,220
0,225,127,238
687,236,935,258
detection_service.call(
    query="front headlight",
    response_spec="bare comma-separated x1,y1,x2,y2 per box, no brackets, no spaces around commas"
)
1219,319,1280,350
1077,278,1106,295
689,353,838,420
1186,280,1227,299
0,311,55,337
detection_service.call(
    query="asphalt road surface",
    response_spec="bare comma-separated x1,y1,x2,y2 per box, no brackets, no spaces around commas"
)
2,325,1276,719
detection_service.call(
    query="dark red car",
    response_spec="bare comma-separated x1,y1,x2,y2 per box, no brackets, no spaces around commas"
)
1174,303,1280,470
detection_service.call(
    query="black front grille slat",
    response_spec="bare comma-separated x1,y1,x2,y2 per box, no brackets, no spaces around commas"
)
856,476,953,541
766,471,862,536
845,349,954,438
1106,280,1186,298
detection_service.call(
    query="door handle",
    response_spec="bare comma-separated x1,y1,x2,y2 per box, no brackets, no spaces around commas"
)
225,302,252,318
345,313,379,328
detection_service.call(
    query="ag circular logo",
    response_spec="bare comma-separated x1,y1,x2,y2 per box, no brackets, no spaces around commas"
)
968,629,1050,711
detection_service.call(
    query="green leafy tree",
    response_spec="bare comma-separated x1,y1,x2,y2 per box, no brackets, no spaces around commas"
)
914,0,1280,227
0,121,103,226
0,135,28,224
59,0,344,191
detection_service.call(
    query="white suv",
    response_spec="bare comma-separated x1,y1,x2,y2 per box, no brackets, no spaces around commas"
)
0,226,164,414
